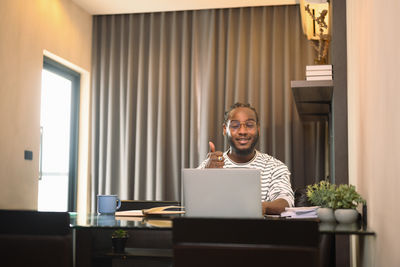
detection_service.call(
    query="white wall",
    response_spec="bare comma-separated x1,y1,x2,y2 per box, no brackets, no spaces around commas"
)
347,0,400,266
0,0,92,210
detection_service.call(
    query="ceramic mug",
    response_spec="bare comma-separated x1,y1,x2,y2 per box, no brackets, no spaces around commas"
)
97,195,121,214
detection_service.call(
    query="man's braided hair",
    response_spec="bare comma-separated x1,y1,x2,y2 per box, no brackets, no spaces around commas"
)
223,102,259,125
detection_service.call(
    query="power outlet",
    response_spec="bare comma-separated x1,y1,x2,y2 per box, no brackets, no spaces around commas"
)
24,150,33,160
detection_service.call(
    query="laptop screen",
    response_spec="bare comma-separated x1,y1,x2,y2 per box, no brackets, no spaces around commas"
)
181,168,262,218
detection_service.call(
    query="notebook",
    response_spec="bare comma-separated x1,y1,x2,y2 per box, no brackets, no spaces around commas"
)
181,168,263,218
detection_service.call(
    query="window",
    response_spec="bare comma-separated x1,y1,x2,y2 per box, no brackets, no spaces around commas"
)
38,56,80,212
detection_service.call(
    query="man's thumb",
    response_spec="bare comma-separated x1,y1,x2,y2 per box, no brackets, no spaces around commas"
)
209,141,215,153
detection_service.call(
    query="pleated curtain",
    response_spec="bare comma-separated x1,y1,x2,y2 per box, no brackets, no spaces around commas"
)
90,5,323,211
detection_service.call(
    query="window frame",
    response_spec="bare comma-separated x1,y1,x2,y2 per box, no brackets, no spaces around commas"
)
42,56,80,212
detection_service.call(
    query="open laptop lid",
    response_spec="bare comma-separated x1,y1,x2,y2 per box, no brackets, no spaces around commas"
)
181,168,263,218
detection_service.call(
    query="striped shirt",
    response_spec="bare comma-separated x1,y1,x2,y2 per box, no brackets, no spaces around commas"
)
198,150,294,207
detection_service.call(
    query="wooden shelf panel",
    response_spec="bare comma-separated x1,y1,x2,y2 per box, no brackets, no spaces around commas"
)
291,80,333,88
291,80,333,120
300,115,329,122
291,80,333,103
296,103,330,114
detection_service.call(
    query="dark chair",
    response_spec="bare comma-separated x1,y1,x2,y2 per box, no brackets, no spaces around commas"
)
0,209,72,267
173,218,320,267
294,187,312,207
119,200,180,211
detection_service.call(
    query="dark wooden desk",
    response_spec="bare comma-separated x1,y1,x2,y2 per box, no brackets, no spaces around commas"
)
71,213,173,267
70,213,374,267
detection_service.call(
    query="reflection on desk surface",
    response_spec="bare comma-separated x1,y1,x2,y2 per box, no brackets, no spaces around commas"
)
69,212,375,234
319,221,375,235
69,212,175,229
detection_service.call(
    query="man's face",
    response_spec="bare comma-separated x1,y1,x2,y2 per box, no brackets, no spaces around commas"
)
224,107,260,156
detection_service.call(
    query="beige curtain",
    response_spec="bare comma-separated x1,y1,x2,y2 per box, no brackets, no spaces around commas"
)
91,5,319,210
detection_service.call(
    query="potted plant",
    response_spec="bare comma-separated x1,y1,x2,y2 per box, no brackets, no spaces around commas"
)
306,180,336,222
111,229,129,253
332,184,365,224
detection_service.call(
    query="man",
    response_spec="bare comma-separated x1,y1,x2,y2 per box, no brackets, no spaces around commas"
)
198,103,294,215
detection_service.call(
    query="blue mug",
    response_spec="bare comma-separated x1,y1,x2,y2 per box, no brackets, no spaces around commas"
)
97,195,121,214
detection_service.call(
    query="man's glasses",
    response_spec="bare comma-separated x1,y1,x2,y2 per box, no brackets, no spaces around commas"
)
228,120,257,130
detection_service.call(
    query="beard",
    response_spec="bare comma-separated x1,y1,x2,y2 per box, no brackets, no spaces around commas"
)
227,131,259,156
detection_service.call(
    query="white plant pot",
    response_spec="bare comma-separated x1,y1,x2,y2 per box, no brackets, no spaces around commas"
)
334,209,358,224
317,208,335,223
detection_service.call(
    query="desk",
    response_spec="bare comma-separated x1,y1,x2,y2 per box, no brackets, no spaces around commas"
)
70,213,374,267
71,213,174,267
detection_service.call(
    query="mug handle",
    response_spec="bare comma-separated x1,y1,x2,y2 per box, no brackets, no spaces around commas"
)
116,198,121,210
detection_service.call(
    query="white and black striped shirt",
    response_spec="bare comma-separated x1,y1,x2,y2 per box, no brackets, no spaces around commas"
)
198,150,294,207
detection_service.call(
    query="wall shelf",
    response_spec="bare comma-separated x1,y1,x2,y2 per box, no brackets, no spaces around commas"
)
291,80,333,121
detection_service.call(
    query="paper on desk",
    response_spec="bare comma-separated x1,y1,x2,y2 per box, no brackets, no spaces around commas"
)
280,206,319,219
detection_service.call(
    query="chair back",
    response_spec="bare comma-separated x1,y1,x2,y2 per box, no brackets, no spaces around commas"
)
173,218,320,267
0,209,70,235
0,209,72,267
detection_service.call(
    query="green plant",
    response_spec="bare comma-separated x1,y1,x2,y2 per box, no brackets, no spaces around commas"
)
333,184,365,209
306,180,336,208
112,229,129,239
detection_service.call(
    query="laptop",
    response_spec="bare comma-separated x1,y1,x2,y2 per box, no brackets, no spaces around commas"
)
181,168,263,218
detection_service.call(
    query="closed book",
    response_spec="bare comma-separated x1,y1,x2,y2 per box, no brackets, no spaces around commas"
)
306,64,332,71
115,206,185,217
306,75,333,81
306,70,332,76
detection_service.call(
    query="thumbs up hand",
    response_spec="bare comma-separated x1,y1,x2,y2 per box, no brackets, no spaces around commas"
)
205,141,225,168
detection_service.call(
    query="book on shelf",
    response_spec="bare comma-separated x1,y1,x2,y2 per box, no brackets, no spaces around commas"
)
306,70,332,76
306,64,332,71
306,75,333,81
115,206,185,217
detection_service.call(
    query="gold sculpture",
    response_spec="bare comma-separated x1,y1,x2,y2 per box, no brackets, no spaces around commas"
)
305,4,330,64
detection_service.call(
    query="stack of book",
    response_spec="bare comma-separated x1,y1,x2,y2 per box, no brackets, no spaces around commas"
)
306,65,333,81
280,206,319,219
